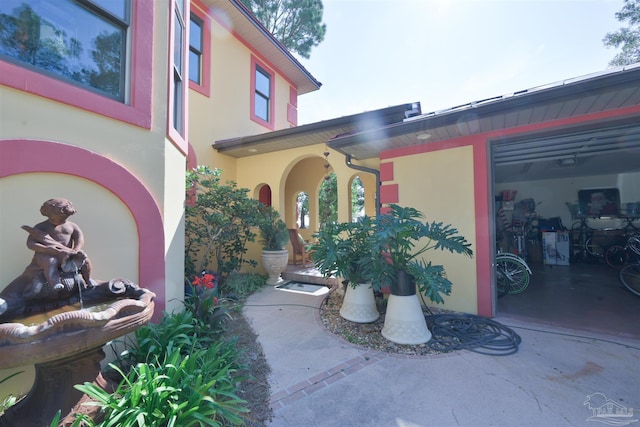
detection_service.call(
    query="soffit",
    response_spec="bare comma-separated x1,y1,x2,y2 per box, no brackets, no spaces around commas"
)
214,103,422,157
200,0,321,94
328,65,640,161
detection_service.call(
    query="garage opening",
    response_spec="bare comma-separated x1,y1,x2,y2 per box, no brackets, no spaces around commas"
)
490,122,640,339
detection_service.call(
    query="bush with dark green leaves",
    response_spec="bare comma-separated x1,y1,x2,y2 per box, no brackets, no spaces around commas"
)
66,310,249,426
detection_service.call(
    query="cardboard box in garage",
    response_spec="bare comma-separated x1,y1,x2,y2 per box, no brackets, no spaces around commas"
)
542,231,570,266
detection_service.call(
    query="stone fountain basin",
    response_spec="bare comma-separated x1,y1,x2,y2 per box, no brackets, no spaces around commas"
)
0,289,155,370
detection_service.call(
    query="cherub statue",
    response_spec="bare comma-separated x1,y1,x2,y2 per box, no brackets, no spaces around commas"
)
21,198,93,294
0,199,96,317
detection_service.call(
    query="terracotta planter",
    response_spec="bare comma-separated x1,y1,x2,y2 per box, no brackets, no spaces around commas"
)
261,249,289,285
382,270,431,344
339,283,379,323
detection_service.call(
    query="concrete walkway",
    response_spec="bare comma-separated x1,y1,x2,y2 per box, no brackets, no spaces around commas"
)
243,285,640,427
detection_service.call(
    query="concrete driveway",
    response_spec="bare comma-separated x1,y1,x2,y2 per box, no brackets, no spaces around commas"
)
244,285,640,427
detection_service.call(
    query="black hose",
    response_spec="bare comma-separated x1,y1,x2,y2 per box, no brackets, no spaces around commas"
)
425,313,522,356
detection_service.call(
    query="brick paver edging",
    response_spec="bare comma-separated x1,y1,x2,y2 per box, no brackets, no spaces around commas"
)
269,349,388,410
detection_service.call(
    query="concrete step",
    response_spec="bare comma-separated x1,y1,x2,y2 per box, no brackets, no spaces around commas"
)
282,266,337,287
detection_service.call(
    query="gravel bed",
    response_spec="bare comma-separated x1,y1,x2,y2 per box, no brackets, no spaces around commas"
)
319,286,450,356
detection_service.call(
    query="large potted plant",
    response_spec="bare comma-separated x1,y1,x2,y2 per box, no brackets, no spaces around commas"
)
370,204,473,344
258,204,290,285
309,217,379,323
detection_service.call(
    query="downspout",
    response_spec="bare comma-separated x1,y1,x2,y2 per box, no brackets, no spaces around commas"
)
345,154,381,218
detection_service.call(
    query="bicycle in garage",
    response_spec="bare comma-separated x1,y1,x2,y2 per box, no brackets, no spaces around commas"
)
496,251,532,297
619,234,640,297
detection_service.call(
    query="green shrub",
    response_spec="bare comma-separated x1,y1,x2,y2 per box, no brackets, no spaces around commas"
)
185,166,263,281
117,311,217,369
0,371,23,416
70,301,257,426
74,345,248,426
221,272,267,299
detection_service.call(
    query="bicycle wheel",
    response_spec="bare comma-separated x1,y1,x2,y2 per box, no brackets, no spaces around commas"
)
619,263,640,297
496,256,530,295
585,236,603,257
604,245,628,269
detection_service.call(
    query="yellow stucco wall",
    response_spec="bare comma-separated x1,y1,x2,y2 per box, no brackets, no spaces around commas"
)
0,174,139,286
0,89,169,202
226,146,379,273
236,146,379,223
0,1,186,291
164,144,189,315
0,3,186,400
390,145,478,314
188,6,301,180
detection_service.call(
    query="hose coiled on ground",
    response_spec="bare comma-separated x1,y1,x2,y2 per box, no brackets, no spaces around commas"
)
425,314,522,356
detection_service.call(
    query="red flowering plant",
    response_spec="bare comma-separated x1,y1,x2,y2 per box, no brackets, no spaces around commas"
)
192,272,217,292
184,271,230,330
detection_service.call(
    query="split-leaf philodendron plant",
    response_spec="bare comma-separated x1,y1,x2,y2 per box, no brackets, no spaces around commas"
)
310,216,376,288
369,204,473,304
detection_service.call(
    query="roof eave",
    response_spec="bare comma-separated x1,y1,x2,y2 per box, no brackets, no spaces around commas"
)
213,102,421,154
227,0,322,94
328,64,640,159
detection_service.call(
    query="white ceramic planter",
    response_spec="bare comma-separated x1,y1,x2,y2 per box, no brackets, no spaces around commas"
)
339,283,379,323
382,294,431,344
261,249,289,285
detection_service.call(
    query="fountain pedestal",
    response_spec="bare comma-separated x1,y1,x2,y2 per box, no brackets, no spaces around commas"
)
1,347,105,426
0,288,155,426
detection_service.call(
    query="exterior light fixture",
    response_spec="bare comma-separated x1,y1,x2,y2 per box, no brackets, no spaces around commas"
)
559,157,576,166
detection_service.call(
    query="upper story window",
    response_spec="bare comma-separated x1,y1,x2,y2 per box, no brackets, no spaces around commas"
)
250,56,274,129
188,1,209,97
189,16,202,84
254,67,270,121
0,0,129,101
170,0,187,141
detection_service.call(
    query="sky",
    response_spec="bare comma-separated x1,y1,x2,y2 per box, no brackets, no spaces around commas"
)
295,0,626,125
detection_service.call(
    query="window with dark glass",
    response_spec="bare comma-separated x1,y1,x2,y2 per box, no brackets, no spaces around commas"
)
189,16,203,84
0,0,129,101
173,0,185,135
255,66,271,122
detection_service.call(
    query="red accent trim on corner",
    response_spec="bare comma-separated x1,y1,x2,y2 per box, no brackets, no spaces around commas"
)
287,104,297,126
189,0,211,97
0,140,167,320
380,184,399,204
471,139,493,317
250,56,276,130
186,140,198,171
0,0,153,129
289,86,298,108
379,162,394,182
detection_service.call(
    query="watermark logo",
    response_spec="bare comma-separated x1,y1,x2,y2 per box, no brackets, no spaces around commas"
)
584,393,638,426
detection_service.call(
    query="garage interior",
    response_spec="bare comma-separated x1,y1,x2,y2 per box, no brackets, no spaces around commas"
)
492,122,640,340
